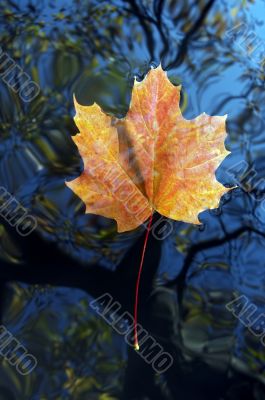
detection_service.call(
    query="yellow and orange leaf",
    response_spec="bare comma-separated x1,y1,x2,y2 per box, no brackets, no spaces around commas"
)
66,65,231,232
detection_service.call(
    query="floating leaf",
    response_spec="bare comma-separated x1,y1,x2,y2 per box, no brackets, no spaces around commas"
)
66,65,231,232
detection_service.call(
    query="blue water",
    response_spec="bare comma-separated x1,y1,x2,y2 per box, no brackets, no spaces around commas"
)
0,0,265,399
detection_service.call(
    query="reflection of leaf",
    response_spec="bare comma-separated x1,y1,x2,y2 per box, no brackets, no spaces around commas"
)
67,65,231,232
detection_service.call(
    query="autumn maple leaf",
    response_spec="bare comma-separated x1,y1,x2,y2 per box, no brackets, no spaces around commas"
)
66,65,231,232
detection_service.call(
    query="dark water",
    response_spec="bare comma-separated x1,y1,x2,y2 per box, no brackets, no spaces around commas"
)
0,0,265,399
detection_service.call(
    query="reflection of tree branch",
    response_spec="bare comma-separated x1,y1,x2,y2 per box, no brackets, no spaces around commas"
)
125,0,156,61
121,2,156,24
211,86,252,115
0,214,163,315
1,211,265,311
167,0,216,69
153,0,170,62
122,0,172,65
169,226,265,313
